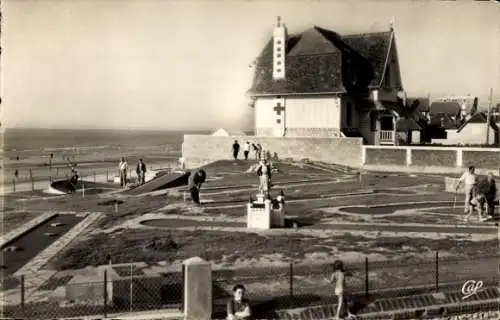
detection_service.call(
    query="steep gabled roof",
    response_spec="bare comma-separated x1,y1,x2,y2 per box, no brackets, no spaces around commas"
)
248,26,393,96
341,32,392,88
288,28,339,56
457,112,499,133
430,102,461,116
250,53,344,95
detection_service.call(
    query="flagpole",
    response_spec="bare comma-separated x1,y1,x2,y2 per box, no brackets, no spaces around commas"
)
486,88,493,145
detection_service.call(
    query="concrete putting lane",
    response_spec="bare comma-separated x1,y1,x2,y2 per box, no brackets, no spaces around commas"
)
1,214,83,277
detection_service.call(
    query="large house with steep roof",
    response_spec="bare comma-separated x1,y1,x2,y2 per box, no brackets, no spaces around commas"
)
247,17,415,145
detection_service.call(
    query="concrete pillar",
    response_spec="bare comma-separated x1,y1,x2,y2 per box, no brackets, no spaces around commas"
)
361,147,367,165
406,148,412,166
456,149,463,168
392,116,397,145
183,257,212,320
374,120,381,145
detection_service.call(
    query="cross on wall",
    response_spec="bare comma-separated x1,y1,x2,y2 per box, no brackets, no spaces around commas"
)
274,103,285,116
274,102,285,124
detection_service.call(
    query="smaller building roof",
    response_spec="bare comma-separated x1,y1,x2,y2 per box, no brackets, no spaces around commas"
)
430,101,461,116
456,112,499,133
395,117,422,131
430,113,461,130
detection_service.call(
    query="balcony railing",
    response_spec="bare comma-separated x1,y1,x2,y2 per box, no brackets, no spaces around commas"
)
379,130,395,145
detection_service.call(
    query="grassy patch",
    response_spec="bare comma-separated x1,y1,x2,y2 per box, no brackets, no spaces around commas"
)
48,228,497,271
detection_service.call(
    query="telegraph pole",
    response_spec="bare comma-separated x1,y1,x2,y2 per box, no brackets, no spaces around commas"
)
486,88,493,145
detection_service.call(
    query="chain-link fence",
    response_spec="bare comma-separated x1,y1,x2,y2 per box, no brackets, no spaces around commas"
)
1,253,497,319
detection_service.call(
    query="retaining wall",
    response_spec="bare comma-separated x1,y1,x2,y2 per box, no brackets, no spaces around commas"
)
182,135,363,168
362,146,500,174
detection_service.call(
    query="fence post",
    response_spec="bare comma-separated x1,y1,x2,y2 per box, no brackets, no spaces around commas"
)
29,169,34,191
12,178,16,192
21,275,25,317
289,262,293,305
103,269,108,318
129,264,134,312
365,257,369,299
435,250,439,292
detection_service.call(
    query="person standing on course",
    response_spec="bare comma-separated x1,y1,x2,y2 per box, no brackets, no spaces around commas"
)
243,141,251,160
325,260,356,320
256,158,271,196
485,172,497,218
232,140,240,160
456,166,477,219
136,159,147,185
251,143,259,160
118,157,129,188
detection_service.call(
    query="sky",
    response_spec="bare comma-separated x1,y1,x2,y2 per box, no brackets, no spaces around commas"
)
1,0,499,131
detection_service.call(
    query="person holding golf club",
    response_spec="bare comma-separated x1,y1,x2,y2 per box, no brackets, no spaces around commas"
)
455,166,478,220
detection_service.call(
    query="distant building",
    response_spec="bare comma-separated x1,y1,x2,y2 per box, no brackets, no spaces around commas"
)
431,112,498,146
429,101,462,119
247,16,415,145
211,128,247,137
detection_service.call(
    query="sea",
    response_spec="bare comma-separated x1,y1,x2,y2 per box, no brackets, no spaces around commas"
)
0,128,209,184
1,128,209,154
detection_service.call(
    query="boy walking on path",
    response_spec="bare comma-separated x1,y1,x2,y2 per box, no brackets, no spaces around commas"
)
325,260,357,320
456,166,477,217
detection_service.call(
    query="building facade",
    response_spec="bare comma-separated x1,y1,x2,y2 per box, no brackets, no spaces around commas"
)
247,17,409,145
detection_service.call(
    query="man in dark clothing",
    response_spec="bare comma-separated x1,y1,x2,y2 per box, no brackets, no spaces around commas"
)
232,140,240,160
187,169,206,205
485,173,497,218
136,159,147,184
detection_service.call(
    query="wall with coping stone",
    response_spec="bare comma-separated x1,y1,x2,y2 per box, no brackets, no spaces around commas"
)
182,135,363,169
362,146,500,174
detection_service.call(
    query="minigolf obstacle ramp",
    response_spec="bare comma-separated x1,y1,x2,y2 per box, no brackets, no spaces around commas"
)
120,171,191,195
47,179,120,195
